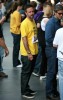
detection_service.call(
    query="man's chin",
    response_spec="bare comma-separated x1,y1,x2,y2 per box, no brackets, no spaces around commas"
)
30,16,34,19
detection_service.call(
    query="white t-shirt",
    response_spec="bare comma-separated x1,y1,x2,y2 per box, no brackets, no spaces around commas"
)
53,28,63,61
41,17,49,31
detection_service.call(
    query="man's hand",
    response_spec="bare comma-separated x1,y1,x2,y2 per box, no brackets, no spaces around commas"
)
37,23,40,28
4,47,9,57
28,53,33,61
0,16,6,24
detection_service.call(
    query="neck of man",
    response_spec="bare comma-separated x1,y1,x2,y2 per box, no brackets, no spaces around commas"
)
27,17,33,21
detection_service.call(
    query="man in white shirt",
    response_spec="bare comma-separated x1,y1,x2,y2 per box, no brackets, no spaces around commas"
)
53,27,63,100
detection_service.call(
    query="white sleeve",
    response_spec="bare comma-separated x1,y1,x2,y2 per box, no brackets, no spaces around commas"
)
41,18,49,31
41,19,45,31
53,30,59,45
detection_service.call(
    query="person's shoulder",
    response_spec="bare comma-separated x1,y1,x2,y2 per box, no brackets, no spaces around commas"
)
13,10,20,15
42,17,49,22
48,16,54,22
34,11,43,22
56,27,63,33
55,28,63,39
21,18,28,26
46,17,54,25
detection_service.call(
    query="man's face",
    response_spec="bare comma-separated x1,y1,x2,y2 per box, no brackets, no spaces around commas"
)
55,10,63,19
25,7,34,20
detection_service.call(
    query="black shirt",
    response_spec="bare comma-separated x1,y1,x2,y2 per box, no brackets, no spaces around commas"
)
37,15,46,47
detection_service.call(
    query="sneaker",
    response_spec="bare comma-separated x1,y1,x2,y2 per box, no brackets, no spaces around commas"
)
32,72,39,77
0,72,8,78
46,94,59,100
40,75,46,80
28,89,37,95
16,64,22,68
53,91,60,97
22,92,35,99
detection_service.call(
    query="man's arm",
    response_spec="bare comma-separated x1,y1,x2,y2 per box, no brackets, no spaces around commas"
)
0,16,6,24
0,38,9,56
45,22,54,45
22,36,33,60
0,15,8,56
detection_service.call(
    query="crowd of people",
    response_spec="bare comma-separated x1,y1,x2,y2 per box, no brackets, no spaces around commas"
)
0,0,63,100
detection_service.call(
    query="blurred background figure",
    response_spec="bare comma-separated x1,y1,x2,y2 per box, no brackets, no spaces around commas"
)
10,1,22,67
0,0,9,78
45,4,63,100
33,2,53,80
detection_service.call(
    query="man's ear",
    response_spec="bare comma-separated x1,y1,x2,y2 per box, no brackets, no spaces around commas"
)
25,11,27,16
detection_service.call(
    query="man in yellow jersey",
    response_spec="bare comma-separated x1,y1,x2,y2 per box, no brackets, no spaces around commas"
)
20,4,38,99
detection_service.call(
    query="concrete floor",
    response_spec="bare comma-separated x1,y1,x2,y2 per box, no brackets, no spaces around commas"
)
0,23,59,100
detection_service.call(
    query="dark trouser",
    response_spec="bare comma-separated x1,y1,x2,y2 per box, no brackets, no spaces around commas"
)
39,45,47,76
11,33,21,67
45,46,57,96
21,55,37,94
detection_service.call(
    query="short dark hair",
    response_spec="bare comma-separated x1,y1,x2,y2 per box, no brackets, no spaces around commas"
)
30,1,37,8
24,4,34,11
54,4,63,12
